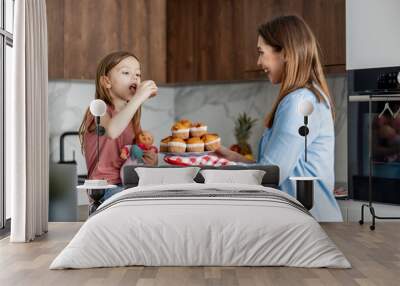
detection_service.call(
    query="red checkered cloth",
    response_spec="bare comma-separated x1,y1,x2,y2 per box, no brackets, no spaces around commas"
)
164,154,237,167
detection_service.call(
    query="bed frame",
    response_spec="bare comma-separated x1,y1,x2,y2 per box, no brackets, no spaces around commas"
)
122,165,280,189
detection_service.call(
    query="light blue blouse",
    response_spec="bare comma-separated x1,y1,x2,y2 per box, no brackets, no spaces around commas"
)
257,88,342,222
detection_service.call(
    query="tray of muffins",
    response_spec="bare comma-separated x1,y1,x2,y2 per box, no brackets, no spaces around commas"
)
160,119,221,156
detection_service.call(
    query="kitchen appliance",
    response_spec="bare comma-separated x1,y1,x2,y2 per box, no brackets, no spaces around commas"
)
348,66,400,230
49,131,81,222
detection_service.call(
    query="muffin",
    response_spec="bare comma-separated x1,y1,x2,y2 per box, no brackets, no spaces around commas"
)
201,133,221,151
186,137,205,152
179,119,192,129
171,122,190,139
190,122,208,137
168,137,187,153
160,136,172,153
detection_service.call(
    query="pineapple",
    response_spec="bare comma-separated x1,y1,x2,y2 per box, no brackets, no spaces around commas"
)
233,113,257,156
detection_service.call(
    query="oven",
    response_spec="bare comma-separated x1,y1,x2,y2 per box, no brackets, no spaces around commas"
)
348,67,400,205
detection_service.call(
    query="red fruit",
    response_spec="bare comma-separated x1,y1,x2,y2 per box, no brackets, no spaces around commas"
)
375,116,388,127
378,125,397,140
229,144,241,153
390,116,400,131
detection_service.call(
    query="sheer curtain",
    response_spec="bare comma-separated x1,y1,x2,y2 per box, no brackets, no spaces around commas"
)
8,0,49,242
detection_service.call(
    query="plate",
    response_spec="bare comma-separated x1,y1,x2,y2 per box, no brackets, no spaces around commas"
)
161,151,213,157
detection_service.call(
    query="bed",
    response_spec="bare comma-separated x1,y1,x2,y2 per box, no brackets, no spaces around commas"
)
50,165,350,269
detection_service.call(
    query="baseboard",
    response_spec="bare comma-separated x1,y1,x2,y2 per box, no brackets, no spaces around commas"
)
338,200,400,222
78,205,89,221
0,218,11,239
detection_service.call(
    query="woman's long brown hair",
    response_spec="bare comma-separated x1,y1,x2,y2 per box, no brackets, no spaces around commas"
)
78,51,142,152
258,15,335,128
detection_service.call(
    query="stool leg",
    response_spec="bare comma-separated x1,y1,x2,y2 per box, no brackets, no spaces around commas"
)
296,180,314,210
87,189,105,215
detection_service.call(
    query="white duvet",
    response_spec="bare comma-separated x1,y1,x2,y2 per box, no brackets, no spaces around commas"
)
50,183,350,269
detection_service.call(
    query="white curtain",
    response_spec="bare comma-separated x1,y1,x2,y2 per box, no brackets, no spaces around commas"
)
8,0,49,242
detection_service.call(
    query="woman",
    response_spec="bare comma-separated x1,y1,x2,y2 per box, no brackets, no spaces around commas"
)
216,15,342,221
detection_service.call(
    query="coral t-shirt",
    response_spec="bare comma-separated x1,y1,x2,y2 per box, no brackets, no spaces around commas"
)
84,106,135,184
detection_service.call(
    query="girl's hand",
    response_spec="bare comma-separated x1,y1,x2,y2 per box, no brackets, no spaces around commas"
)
135,80,158,103
142,150,158,166
103,81,157,140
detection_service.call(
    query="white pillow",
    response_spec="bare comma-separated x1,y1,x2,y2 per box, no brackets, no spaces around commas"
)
135,167,200,186
200,169,266,185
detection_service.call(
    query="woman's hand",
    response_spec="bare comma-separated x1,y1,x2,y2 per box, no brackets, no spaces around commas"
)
142,150,158,166
214,145,238,161
135,80,158,103
215,145,256,164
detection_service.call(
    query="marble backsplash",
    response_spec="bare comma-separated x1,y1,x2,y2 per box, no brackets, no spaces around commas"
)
48,75,347,184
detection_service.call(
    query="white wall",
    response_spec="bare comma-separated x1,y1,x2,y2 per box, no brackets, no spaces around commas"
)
346,0,400,70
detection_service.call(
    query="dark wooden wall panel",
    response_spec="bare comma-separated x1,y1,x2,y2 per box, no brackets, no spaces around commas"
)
47,0,166,82
166,0,197,82
47,0,344,83
46,0,64,79
167,0,345,83
303,0,346,66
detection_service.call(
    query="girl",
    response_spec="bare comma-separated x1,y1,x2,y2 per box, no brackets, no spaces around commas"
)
216,15,342,221
79,51,158,201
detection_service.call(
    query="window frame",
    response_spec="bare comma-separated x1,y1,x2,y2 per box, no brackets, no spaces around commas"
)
0,0,14,232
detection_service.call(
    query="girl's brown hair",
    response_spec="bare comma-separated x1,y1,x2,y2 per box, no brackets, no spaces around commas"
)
258,15,335,128
79,51,142,151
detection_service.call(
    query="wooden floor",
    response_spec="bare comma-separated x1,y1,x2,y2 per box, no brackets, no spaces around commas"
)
0,222,399,286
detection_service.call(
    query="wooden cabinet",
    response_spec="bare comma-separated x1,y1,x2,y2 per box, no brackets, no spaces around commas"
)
302,0,346,73
167,0,247,82
167,0,345,82
47,0,166,82
47,0,345,82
